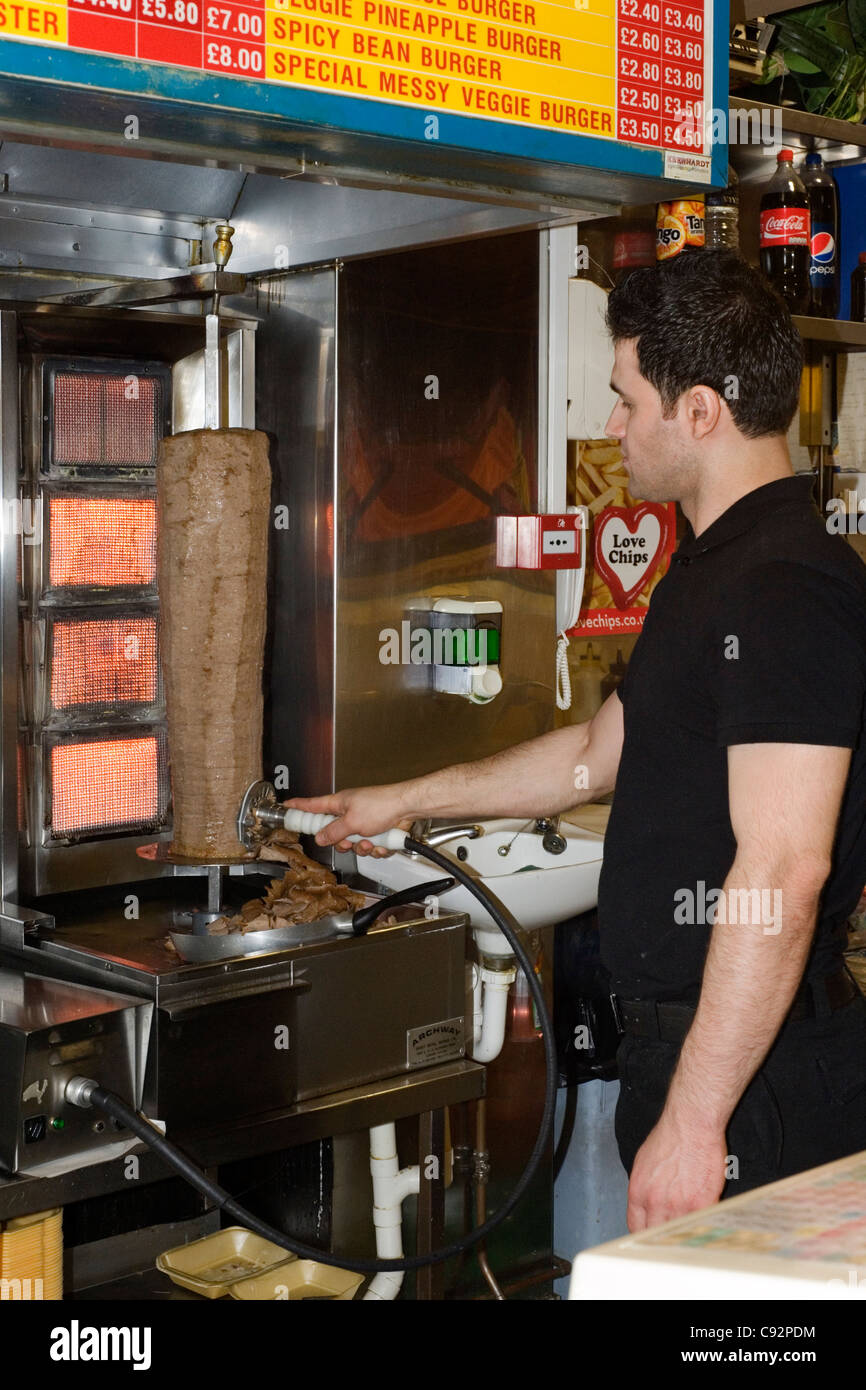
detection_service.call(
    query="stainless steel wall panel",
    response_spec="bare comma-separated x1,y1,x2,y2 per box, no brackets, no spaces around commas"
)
0,312,19,901
0,212,198,280
539,226,578,515
251,236,555,799
252,269,338,802
334,231,554,791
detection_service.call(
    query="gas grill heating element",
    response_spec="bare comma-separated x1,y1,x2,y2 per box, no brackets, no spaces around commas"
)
49,615,160,712
48,497,157,590
49,735,168,838
50,370,164,469
20,355,172,878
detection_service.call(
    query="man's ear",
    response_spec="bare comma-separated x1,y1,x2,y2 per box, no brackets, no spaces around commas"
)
685,384,723,440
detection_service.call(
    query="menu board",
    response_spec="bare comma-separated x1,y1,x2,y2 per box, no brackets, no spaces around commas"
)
0,0,717,171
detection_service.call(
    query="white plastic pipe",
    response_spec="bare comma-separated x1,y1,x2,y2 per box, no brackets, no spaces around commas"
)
470,967,516,1064
363,1122,420,1301
472,962,484,1046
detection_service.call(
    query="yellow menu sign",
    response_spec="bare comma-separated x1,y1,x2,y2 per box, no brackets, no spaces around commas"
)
0,0,711,152
266,0,615,135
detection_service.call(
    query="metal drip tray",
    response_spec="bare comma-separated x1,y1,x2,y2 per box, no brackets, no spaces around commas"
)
24,889,435,988
168,918,341,962
28,910,293,994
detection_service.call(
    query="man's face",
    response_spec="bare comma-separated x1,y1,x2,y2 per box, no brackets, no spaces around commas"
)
604,339,694,503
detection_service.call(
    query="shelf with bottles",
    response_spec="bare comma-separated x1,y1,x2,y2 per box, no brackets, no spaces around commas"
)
729,140,864,329
791,315,866,349
728,97,866,159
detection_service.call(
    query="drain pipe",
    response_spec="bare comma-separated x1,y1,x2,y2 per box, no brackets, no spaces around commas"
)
471,965,516,1063
363,1123,420,1301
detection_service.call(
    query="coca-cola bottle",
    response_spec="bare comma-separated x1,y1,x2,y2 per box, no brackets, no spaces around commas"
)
760,148,811,314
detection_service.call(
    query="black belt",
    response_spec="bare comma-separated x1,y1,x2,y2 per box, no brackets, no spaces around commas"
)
612,969,859,1044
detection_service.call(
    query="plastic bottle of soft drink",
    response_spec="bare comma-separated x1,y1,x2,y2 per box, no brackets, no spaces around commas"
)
705,165,739,249
760,148,810,314
801,152,839,318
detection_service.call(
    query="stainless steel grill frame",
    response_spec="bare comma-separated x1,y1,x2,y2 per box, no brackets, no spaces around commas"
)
8,309,258,898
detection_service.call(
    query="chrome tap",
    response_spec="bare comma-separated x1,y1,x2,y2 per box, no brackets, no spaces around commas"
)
410,820,483,849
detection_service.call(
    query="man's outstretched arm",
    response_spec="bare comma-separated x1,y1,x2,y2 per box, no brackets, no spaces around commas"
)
626,739,851,1231
286,688,624,854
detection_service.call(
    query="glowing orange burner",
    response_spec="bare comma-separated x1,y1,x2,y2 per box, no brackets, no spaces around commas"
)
51,737,161,835
51,617,158,710
49,497,157,588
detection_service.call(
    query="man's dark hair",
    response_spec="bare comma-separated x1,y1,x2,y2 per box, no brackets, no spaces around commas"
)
605,248,803,438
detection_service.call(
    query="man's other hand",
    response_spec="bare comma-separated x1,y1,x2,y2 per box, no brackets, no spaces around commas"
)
626,1111,727,1231
283,786,415,857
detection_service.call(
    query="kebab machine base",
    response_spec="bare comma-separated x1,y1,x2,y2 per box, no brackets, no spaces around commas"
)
0,962,152,1176
0,783,557,1278
0,879,470,1144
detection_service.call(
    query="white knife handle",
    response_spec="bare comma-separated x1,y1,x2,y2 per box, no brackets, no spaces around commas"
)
281,809,407,851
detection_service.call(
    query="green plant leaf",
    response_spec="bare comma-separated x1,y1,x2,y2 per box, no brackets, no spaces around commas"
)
821,53,866,114
804,83,834,107
773,16,850,79
775,1,838,31
785,51,824,70
848,0,866,51
826,2,856,48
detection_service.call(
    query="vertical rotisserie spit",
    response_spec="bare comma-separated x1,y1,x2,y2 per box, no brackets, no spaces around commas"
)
158,428,271,860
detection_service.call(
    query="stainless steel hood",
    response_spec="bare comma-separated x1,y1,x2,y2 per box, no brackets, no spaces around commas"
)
0,133,614,303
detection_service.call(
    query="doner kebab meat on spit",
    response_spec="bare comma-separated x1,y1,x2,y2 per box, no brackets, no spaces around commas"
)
158,428,270,861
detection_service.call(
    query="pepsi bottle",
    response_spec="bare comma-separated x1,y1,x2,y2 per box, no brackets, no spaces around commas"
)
760,149,810,314
801,152,839,318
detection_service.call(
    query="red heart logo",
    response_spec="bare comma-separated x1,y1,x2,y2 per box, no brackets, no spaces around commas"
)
594,504,671,609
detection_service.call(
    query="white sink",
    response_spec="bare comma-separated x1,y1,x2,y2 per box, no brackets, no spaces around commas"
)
363,817,605,957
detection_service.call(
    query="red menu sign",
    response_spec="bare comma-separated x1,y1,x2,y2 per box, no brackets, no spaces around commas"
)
617,0,707,152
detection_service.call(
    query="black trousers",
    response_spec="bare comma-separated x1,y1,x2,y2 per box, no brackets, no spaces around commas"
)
614,993,866,1196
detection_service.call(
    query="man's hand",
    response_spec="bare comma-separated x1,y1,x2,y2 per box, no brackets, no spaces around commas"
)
284,786,415,857
627,1111,727,1231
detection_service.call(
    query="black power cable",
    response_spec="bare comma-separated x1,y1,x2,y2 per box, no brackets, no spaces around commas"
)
71,836,557,1275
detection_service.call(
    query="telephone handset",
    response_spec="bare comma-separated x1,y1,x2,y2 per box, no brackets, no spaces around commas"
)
555,505,589,711
556,505,589,634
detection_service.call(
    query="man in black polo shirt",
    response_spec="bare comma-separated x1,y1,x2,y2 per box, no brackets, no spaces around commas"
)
598,248,866,1229
287,249,866,1230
